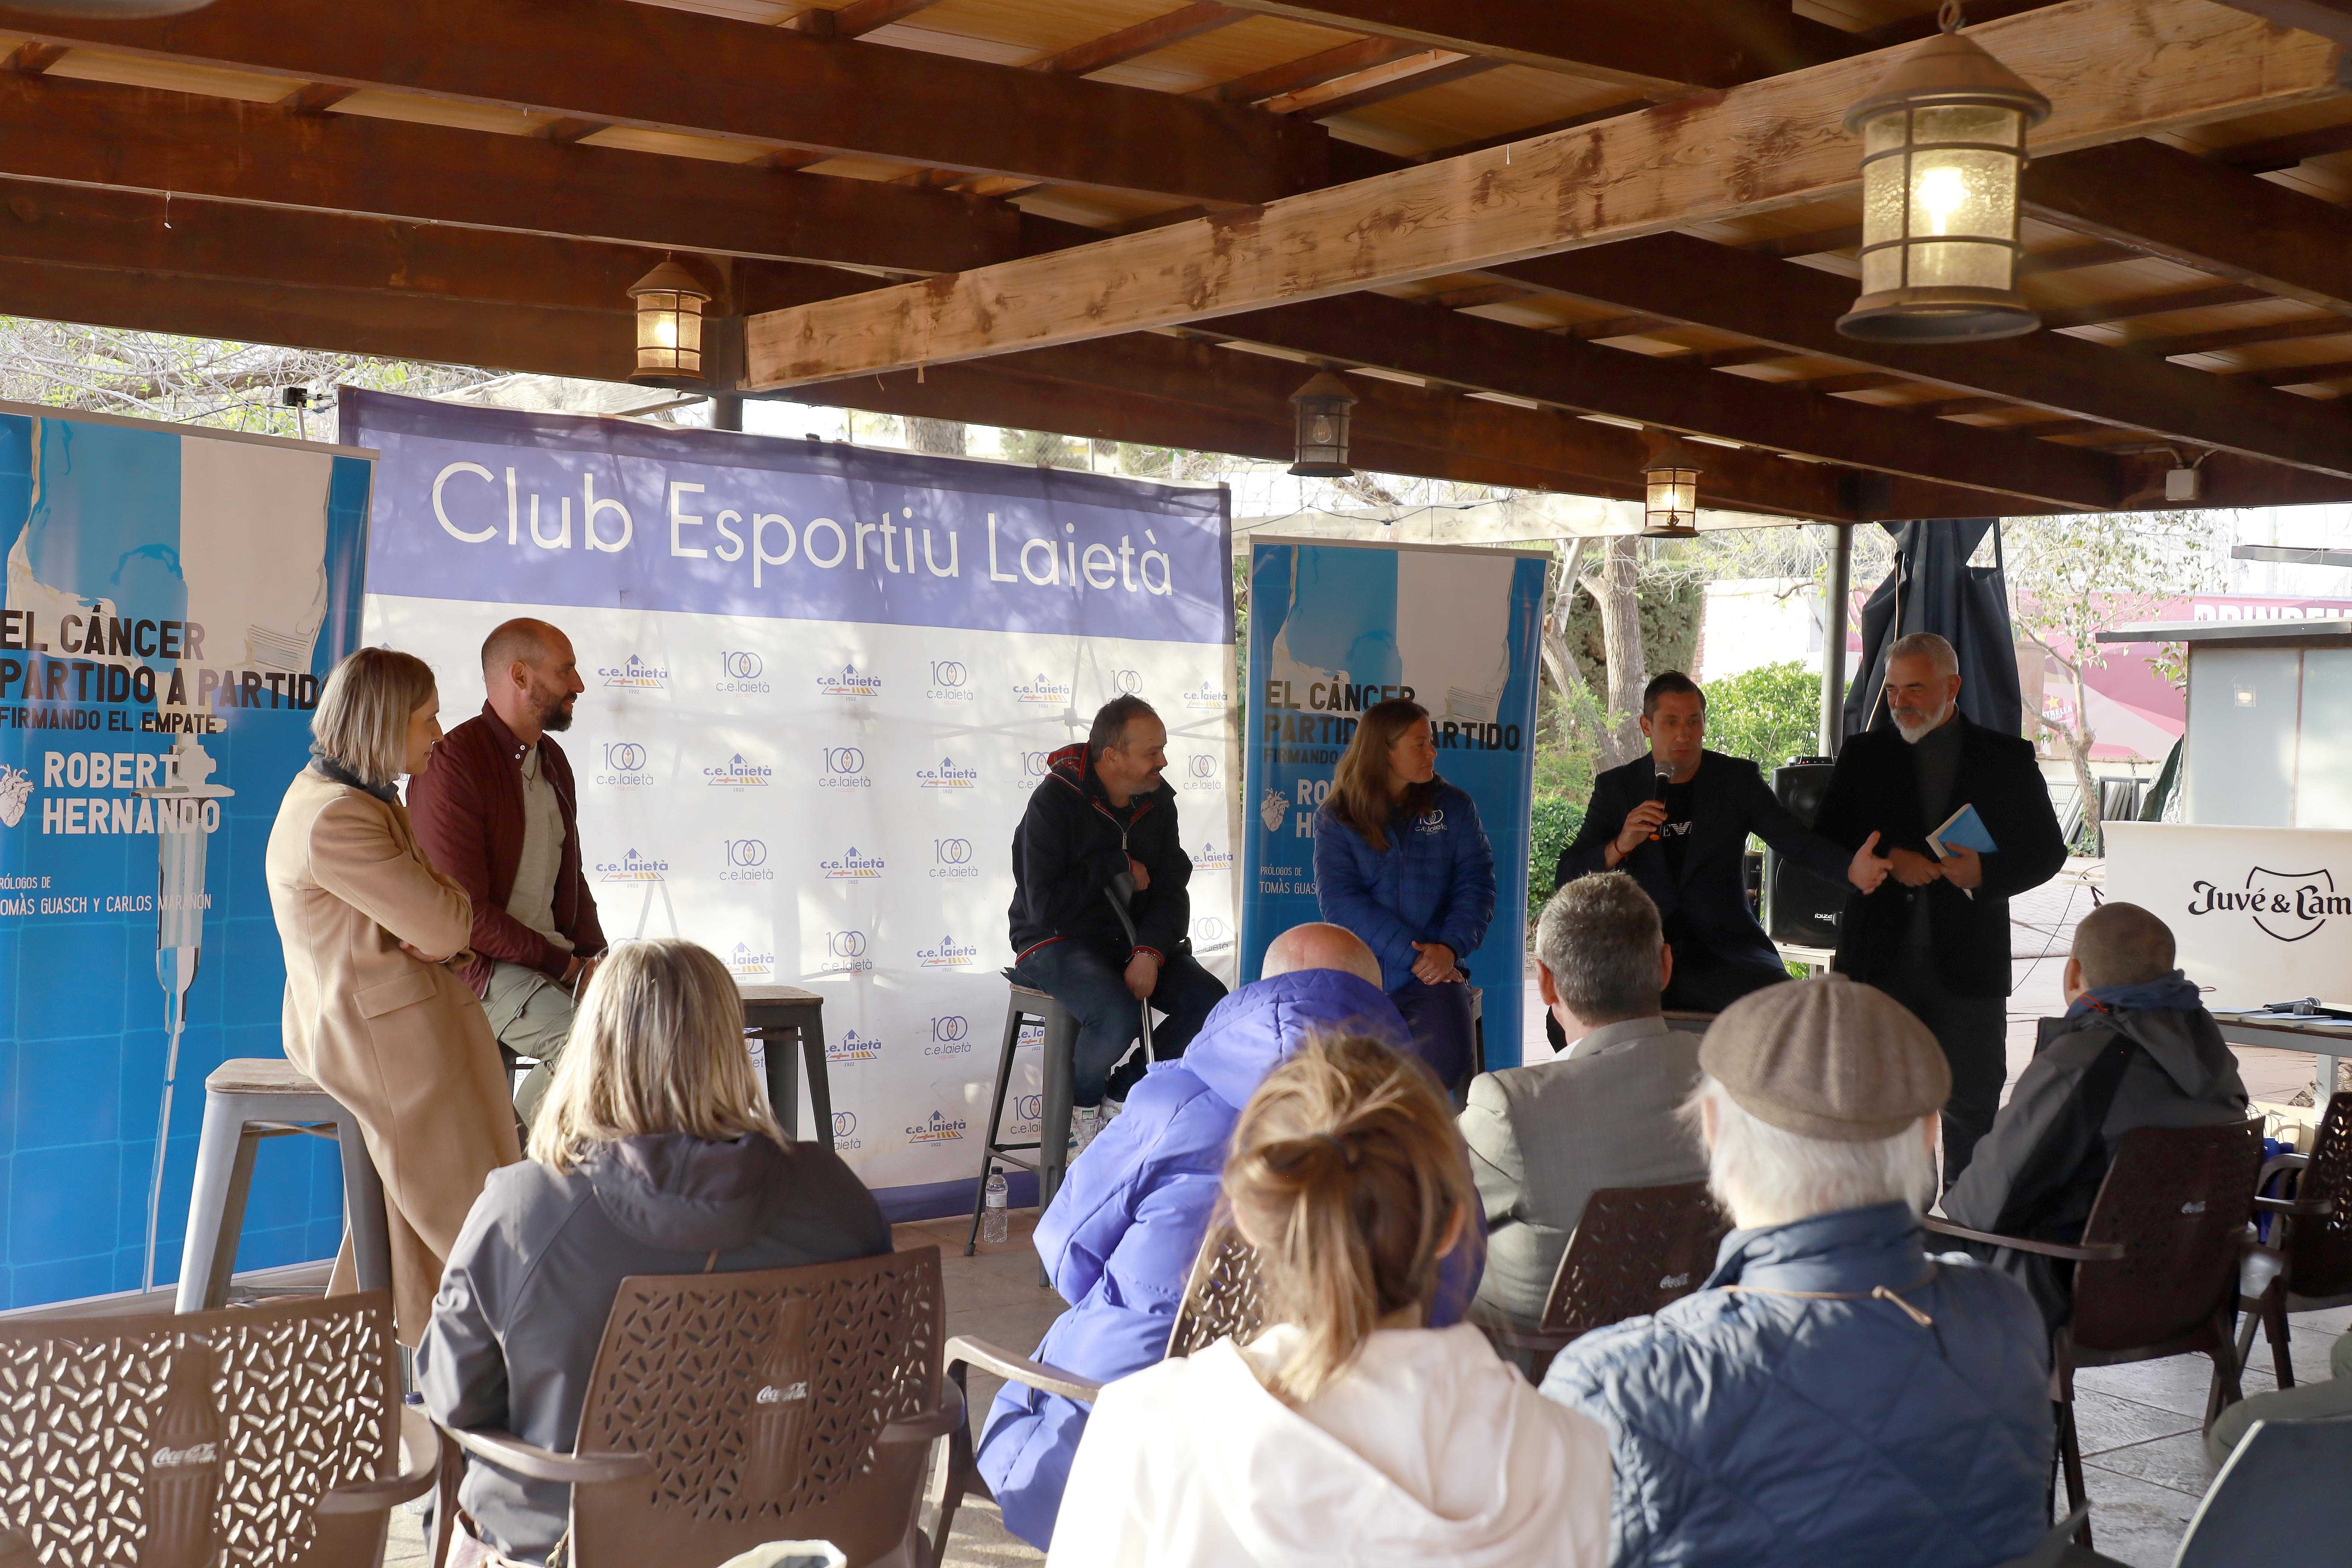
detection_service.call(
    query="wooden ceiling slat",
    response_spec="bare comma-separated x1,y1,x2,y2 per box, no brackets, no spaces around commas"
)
1207,0,1855,91
1029,2,1245,75
1201,34,1423,102
2131,314,2352,358
2216,118,2352,172
0,0,1326,204
1276,51,1497,117
2040,282,2268,329
0,72,1027,274
1485,231,2352,480
2246,357,2352,386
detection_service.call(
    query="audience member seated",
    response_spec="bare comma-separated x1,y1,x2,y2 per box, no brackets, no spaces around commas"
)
1051,1034,1610,1567
416,939,891,1568
979,923,1483,1550
1541,976,2052,1568
1459,873,1706,1330
2207,1330,2352,1467
1944,901,2250,1330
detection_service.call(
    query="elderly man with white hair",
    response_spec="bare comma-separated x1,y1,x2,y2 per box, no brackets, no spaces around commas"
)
1811,631,2065,1182
1540,976,2052,1568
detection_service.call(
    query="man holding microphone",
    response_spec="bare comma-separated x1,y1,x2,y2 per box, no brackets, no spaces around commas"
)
1553,673,1885,1041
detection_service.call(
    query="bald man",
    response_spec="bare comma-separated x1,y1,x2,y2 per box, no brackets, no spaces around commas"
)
978,922,1483,1549
409,618,605,1121
1945,901,2248,1328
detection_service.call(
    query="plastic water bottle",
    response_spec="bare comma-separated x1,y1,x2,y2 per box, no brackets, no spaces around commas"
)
982,1172,1009,1245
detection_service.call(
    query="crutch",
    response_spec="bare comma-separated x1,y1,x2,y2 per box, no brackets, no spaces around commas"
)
1105,873,1156,1058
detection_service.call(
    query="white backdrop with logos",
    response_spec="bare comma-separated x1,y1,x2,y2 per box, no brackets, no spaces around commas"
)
348,392,1237,1212
2105,822,2352,1008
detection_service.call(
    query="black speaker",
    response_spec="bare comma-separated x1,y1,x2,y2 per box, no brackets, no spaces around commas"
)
1765,758,1847,947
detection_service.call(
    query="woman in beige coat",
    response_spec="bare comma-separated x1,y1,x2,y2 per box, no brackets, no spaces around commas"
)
267,646,522,1343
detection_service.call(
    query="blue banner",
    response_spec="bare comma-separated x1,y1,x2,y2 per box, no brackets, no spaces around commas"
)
1240,541,1545,1070
0,405,373,1309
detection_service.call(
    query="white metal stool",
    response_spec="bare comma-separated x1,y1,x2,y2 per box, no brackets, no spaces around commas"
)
174,1058,392,1313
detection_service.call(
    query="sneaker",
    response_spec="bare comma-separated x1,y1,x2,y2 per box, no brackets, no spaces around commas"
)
1070,1104,1103,1156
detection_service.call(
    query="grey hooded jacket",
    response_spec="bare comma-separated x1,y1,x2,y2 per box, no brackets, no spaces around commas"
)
1943,1003,2249,1328
415,1133,891,1562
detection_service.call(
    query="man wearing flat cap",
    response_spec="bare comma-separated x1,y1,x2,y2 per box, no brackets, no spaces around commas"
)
1539,977,2052,1568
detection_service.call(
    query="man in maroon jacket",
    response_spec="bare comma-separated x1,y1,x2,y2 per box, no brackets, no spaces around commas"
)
409,618,606,1121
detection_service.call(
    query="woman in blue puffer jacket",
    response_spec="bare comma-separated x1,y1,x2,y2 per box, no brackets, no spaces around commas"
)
973,926,1483,1550
1314,698,1497,1092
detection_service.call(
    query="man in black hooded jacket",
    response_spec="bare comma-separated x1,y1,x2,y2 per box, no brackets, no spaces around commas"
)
1008,696,1227,1137
1944,901,2249,1329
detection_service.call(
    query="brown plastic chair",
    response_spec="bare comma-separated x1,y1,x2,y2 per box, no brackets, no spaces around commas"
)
1483,1181,1732,1383
0,1289,436,1568
1926,1118,2265,1549
429,1248,962,1568
2238,1092,2352,1387
929,1229,1264,1566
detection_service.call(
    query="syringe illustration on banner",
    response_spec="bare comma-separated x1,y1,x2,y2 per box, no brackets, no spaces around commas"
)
137,734,234,1293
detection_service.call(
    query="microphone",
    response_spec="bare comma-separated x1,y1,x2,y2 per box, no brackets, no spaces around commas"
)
1650,768,1672,841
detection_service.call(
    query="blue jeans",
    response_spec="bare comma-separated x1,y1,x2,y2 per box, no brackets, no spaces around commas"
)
1012,941,1227,1106
1392,976,1477,1093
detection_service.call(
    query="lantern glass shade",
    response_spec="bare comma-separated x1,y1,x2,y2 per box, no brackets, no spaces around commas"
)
1288,372,1357,477
1642,464,1700,537
628,262,710,381
1838,29,2049,343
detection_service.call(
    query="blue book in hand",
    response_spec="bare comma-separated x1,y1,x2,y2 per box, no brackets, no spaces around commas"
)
1927,803,1999,859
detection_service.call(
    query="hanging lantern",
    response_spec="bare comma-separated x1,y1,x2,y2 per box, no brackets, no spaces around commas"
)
1640,438,1701,538
628,260,711,382
1288,372,1357,477
1836,1,2049,343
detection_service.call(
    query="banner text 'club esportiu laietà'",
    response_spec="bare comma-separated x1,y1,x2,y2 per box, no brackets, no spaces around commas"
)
348,390,1238,1214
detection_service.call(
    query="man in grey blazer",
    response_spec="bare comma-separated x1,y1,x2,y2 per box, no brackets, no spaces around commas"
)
1460,872,1709,1329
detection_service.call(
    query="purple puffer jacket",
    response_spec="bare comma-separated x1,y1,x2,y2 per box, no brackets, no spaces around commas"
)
974,968,1483,1548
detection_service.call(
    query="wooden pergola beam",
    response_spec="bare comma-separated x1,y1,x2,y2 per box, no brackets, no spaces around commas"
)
0,73,1031,275
742,0,2348,390
801,331,2039,519
0,0,1324,205
1207,0,1855,91
2026,138,2352,317
2206,0,2352,44
1486,232,2352,479
1205,293,2126,508
0,257,641,381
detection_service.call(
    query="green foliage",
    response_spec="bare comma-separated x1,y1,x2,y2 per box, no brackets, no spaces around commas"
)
1705,660,1824,772
1526,789,1586,925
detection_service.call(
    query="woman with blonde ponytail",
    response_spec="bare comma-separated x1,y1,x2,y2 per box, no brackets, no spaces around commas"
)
1048,1035,1609,1567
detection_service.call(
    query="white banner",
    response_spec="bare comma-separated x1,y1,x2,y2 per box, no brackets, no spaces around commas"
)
2104,822,2352,1008
348,392,1237,1209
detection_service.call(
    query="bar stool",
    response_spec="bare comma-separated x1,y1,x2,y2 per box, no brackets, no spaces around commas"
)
739,984,835,1151
966,971,1076,1263
176,1058,392,1314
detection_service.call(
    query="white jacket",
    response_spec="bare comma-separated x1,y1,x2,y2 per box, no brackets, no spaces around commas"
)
1046,1321,1610,1568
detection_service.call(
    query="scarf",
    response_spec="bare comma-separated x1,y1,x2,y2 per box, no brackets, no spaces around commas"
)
314,754,401,805
2064,967,2203,1020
